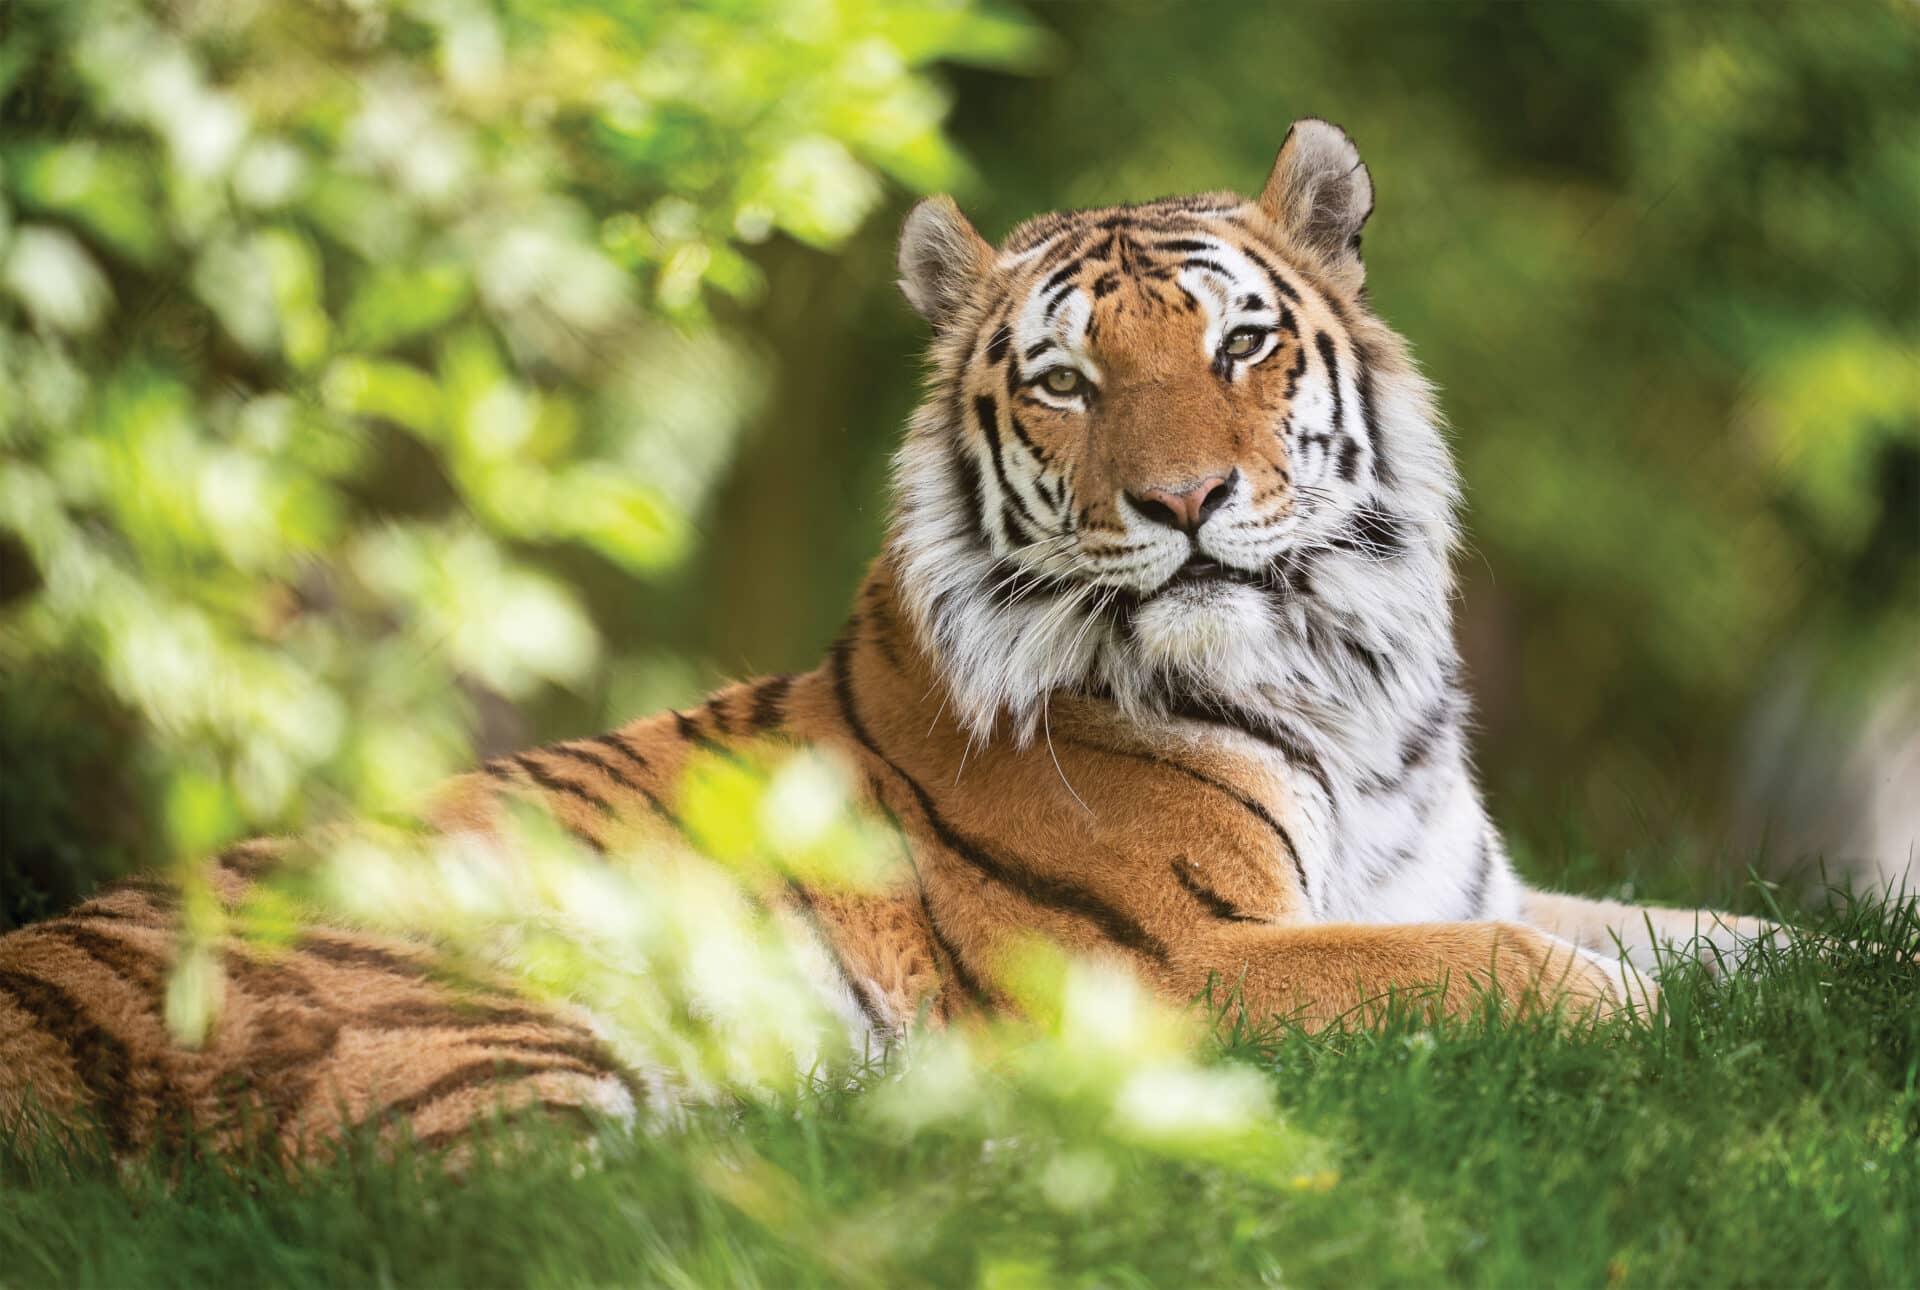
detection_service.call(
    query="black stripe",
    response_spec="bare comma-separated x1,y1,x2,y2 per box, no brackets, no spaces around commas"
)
1002,497,1043,551
485,754,611,849
1315,332,1344,437
587,740,687,833
1355,353,1392,485
866,593,909,673
921,886,992,1008
373,1057,603,1125
783,879,891,1037
221,947,327,1009
298,935,452,983
1182,257,1235,281
587,730,651,770
979,558,1078,612
951,411,993,547
1330,502,1410,561
1340,631,1390,685
215,843,279,881
515,752,614,816
1093,210,1185,232
983,323,1011,365
1163,694,1335,804
1065,737,1307,894
973,394,1048,540
1171,862,1265,923
748,673,796,732
1006,411,1049,468
214,951,344,1148
573,733,680,828
411,1097,604,1152
1335,437,1361,483
37,922,167,993
1399,705,1449,772
1241,244,1303,304
1149,239,1214,254
1464,834,1495,919
352,996,587,1035
1039,261,1081,297
214,951,345,1152
672,709,704,746
545,741,643,793
484,1036,627,1071
864,793,994,1010
0,967,138,1153
1026,228,1091,269
829,638,1169,965
449,1029,648,1109
1282,335,1308,403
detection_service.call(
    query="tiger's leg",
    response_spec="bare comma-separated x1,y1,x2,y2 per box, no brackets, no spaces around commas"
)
1165,920,1653,1031
1521,887,1784,978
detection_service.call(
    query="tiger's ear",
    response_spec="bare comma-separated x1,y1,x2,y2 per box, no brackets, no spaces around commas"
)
898,195,994,328
1258,119,1374,277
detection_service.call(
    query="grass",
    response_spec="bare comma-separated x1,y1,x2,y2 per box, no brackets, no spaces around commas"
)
2,887,1916,1290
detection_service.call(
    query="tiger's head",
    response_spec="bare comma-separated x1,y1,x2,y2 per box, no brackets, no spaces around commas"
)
889,120,1460,744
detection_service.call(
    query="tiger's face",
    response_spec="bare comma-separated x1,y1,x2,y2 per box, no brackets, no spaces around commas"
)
891,120,1455,742
954,199,1371,601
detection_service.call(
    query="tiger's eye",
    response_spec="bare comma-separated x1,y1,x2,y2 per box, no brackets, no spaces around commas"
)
1222,328,1266,358
1042,367,1086,396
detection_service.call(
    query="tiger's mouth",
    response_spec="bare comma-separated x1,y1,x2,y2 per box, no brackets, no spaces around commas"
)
1155,553,1267,596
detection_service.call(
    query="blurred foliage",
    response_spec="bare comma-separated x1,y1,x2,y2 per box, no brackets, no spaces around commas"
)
2,0,1914,922
0,0,1038,927
289,744,906,1095
315,744,1303,1159
130,740,1324,1224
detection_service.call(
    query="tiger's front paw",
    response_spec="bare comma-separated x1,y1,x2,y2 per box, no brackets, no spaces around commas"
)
1580,946,1660,1014
1520,931,1658,1021
1685,913,1792,977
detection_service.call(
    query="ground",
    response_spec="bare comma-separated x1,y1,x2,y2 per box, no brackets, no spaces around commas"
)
2,886,1915,1289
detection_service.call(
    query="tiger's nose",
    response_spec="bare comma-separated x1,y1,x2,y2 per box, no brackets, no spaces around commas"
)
1130,470,1236,533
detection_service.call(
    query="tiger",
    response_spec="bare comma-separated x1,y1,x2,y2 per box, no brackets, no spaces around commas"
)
0,119,1783,1162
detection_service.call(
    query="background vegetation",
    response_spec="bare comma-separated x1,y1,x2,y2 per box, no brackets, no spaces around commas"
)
2,3,1916,1285
5,0,1914,928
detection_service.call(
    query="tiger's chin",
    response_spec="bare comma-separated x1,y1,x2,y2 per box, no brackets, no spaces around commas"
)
1118,582,1279,706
